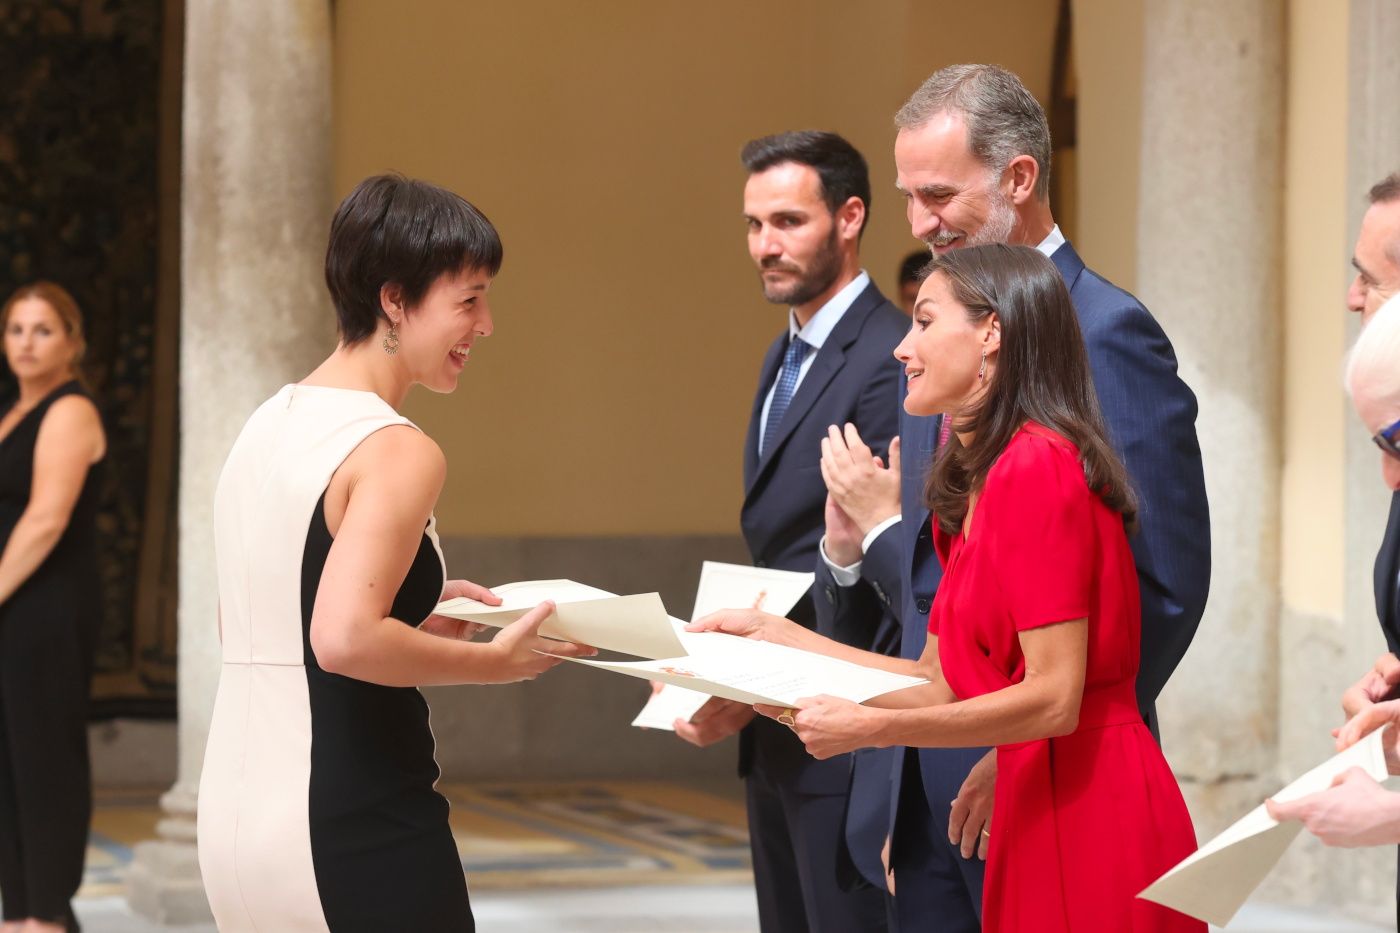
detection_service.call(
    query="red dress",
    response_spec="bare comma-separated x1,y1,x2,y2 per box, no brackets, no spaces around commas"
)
930,425,1203,932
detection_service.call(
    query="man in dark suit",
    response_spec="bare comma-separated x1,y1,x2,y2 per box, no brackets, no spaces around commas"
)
671,130,906,933
1346,174,1400,663
1341,174,1400,715
1331,173,1400,922
811,64,1212,931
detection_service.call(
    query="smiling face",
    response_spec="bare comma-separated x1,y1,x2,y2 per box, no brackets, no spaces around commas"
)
387,267,494,394
743,162,847,308
1348,199,1400,323
895,114,1017,255
3,297,78,384
894,271,999,417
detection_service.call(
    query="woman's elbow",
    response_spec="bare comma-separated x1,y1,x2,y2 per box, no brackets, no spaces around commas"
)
1044,695,1082,737
22,509,69,542
309,621,358,676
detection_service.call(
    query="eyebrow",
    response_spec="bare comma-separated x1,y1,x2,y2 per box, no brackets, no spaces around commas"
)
916,183,957,198
1353,256,1376,281
914,298,934,313
742,211,807,223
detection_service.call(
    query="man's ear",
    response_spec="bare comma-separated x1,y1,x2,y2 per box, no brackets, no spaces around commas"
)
1004,155,1041,206
836,196,866,243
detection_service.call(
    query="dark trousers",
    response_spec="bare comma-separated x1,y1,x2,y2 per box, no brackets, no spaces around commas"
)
0,598,92,927
889,750,983,933
746,763,888,933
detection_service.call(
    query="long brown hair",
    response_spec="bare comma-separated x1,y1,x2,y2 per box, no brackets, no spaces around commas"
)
1,281,89,386
923,244,1137,534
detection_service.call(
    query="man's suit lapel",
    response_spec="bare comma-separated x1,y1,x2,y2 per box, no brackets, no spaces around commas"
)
1378,492,1400,649
1049,239,1086,293
746,284,879,496
744,335,787,489
753,348,843,477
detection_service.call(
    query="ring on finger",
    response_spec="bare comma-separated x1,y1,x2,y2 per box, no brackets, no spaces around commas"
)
981,828,990,838
777,708,797,728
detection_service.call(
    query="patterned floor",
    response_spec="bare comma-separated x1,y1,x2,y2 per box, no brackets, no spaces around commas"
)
80,781,753,900
63,786,1394,931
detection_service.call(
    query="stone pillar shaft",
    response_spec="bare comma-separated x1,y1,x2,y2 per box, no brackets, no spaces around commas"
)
1135,0,1285,809
126,0,333,922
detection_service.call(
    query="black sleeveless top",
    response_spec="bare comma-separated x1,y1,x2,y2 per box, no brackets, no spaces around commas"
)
297,492,470,931
0,380,103,601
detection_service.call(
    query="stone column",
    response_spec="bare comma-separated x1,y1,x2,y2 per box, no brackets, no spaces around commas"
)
125,0,334,922
1134,0,1285,821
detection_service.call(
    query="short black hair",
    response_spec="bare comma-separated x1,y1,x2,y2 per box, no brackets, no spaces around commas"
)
899,249,930,286
325,173,503,346
740,131,872,236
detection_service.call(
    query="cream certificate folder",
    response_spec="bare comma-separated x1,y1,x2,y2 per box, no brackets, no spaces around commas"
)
584,634,926,707
432,579,687,661
1137,727,1389,926
433,575,927,711
632,562,815,730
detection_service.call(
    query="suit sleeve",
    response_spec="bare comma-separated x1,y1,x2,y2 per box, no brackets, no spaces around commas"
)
1083,301,1212,712
812,342,904,652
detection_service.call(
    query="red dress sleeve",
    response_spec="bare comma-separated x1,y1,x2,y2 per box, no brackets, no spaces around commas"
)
980,430,1097,632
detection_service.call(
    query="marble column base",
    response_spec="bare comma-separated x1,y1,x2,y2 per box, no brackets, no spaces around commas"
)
124,782,212,925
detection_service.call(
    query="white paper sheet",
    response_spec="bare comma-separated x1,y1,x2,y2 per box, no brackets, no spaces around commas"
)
433,580,686,660
1137,728,1389,926
586,631,926,708
631,563,815,730
630,683,712,730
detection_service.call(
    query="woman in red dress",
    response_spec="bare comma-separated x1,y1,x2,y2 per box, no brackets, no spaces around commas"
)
692,244,1203,931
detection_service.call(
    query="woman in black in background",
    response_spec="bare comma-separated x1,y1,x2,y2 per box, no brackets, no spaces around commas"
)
0,282,106,933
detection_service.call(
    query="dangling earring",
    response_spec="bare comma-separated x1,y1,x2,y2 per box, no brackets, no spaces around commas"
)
978,348,986,382
383,322,400,356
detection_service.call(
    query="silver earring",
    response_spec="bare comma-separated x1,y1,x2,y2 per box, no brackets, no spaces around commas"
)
383,323,400,356
978,349,986,382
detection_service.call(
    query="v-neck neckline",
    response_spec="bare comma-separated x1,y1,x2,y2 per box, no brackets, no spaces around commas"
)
0,380,77,448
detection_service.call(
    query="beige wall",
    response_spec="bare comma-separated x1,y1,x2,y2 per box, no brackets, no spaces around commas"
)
332,0,1057,537
1281,0,1349,617
1071,0,1143,292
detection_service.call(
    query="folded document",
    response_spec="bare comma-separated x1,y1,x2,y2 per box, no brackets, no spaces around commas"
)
1137,727,1389,926
433,574,926,711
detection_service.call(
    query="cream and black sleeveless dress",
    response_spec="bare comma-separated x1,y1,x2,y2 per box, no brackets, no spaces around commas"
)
198,385,471,932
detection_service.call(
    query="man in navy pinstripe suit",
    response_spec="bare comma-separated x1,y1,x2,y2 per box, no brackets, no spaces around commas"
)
812,65,1211,931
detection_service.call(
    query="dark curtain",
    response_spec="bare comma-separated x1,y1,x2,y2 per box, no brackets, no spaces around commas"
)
0,0,179,716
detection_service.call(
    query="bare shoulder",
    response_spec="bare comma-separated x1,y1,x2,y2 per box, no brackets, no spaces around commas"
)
346,424,446,490
36,393,105,459
41,393,102,432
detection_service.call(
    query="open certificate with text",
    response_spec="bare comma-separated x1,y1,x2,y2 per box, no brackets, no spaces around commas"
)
634,562,831,728
598,634,927,708
432,573,926,709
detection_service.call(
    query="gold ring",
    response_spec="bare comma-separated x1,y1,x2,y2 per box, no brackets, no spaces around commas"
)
981,829,991,838
777,708,797,728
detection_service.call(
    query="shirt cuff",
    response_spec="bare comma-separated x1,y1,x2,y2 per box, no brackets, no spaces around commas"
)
819,536,863,587
861,515,902,554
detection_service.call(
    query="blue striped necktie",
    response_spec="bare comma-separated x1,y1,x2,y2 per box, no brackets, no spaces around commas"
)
761,336,810,457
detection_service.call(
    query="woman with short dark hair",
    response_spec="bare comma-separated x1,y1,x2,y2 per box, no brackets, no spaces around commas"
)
693,244,1203,931
0,282,106,933
197,174,593,932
